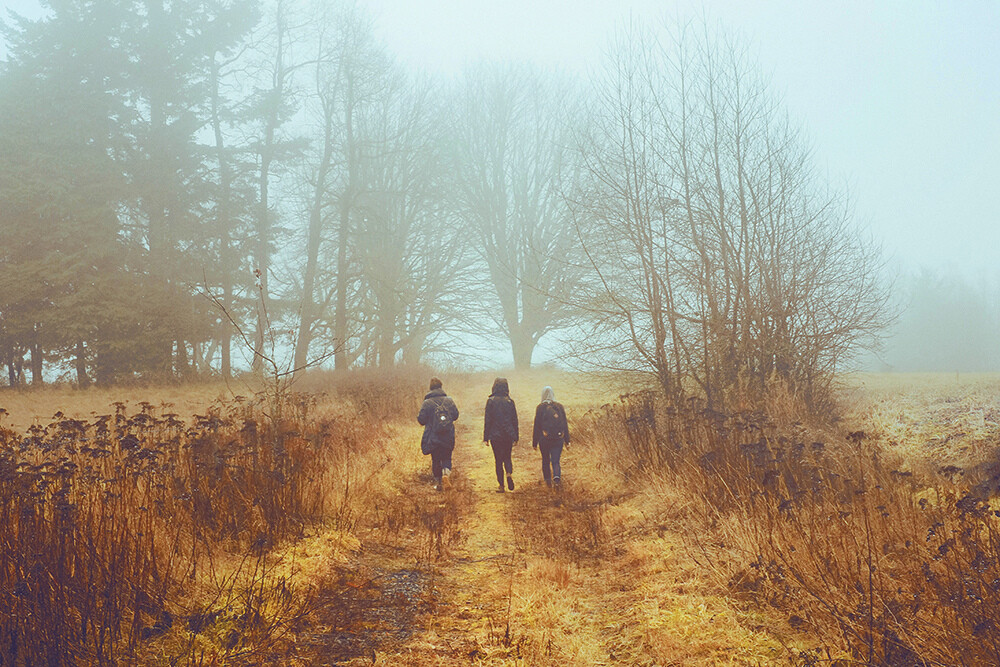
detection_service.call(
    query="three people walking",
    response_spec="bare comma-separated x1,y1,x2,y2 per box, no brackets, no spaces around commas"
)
417,376,571,492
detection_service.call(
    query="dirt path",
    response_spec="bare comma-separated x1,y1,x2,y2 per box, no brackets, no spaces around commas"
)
352,389,622,666
297,378,796,666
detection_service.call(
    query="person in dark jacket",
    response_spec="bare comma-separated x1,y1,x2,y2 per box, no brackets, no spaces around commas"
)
483,377,518,493
532,386,569,487
417,377,459,491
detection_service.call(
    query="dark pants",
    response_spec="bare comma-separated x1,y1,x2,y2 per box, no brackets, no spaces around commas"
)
540,441,563,482
431,447,453,481
490,439,514,486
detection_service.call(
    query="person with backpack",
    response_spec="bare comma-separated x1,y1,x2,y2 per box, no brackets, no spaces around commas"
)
483,377,518,493
417,377,459,491
532,386,569,487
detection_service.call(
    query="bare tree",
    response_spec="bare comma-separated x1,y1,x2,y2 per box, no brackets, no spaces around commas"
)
352,75,470,367
326,4,391,371
288,1,394,374
574,19,889,409
206,13,259,379
291,3,342,377
450,64,588,369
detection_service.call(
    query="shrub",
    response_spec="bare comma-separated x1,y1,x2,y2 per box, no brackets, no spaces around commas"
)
0,392,364,664
589,392,1000,665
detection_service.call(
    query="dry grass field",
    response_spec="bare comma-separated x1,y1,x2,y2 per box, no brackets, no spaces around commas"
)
0,381,237,433
839,372,1000,470
2,370,999,665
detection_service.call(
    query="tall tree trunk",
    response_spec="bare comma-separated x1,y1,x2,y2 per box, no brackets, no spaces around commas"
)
210,54,234,379
293,104,335,378
253,4,286,373
221,283,232,378
94,339,114,385
254,136,273,373
75,340,90,387
377,305,396,368
175,340,190,377
29,343,43,385
334,75,356,372
334,199,350,371
400,336,425,366
510,329,535,370
146,0,173,376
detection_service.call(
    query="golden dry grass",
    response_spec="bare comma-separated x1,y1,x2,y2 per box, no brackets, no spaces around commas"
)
0,369,829,665
0,380,240,431
839,372,1000,469
300,369,795,666
570,371,1000,665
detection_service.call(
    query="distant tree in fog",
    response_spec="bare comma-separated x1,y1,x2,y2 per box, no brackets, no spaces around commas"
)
122,0,257,376
573,20,890,409
450,65,588,369
291,1,390,373
239,0,305,374
291,0,381,376
351,76,470,368
288,1,468,372
205,1,268,379
0,1,130,385
879,269,1000,372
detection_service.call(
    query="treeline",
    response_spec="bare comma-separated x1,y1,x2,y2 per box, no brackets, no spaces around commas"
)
0,0,586,385
873,268,1000,372
0,2,888,410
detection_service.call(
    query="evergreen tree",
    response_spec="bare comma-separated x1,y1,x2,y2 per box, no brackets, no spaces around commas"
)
0,1,132,384
0,0,258,383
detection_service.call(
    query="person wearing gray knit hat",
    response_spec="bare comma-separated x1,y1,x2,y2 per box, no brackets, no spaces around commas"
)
531,386,570,487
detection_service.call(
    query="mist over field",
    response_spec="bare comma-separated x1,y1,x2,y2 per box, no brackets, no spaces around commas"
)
2,2,1000,665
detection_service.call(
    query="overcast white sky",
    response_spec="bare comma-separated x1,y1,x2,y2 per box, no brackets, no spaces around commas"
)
4,0,998,279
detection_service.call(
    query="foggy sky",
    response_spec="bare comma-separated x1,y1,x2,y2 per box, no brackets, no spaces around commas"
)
4,0,999,279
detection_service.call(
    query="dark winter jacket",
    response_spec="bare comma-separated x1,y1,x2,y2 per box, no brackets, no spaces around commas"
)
483,377,519,443
418,388,459,454
532,387,569,448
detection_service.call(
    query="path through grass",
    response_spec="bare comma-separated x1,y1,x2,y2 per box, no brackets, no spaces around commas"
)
296,375,796,666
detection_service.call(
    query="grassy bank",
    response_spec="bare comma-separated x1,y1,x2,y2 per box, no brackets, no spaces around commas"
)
582,373,1000,665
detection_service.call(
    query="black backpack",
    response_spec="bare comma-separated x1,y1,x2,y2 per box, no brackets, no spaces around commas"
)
432,399,453,435
539,402,563,440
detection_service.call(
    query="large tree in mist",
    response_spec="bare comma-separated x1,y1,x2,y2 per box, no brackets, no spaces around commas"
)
294,3,384,370
121,0,257,375
241,0,308,373
291,3,467,372
0,5,129,385
204,2,265,378
351,76,470,367
574,20,889,408
292,1,390,373
0,1,170,385
450,64,588,369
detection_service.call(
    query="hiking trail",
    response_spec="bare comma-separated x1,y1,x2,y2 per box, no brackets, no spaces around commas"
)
297,377,797,666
